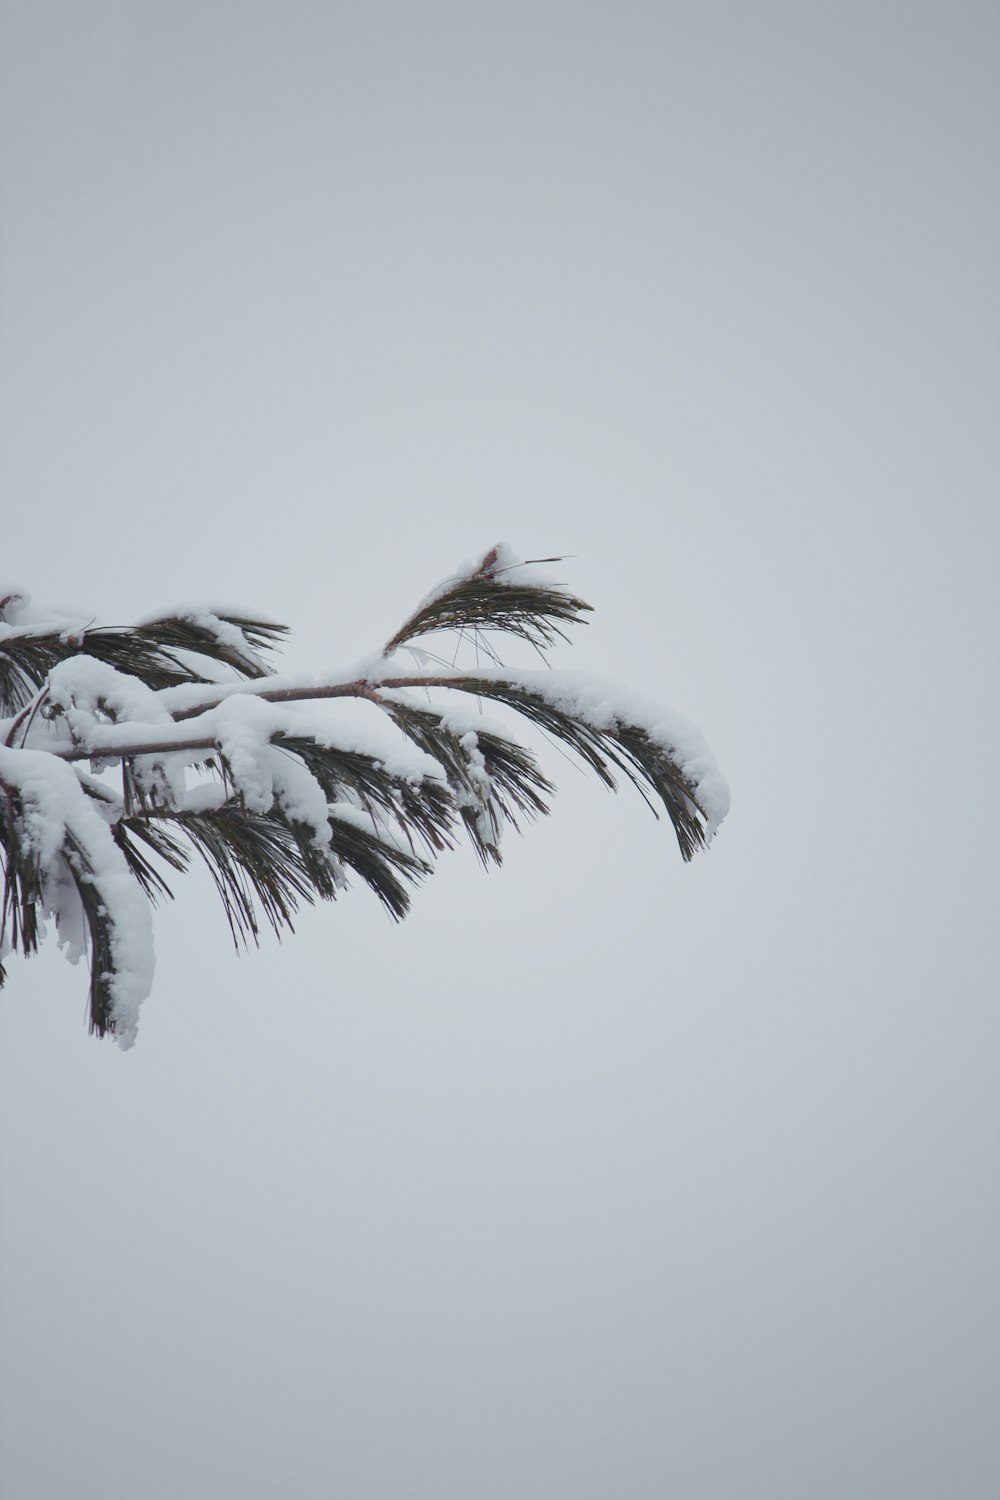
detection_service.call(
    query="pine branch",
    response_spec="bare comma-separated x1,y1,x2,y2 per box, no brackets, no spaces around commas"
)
0,785,43,972
129,803,429,947
0,613,287,718
153,807,312,948
416,675,712,861
325,807,430,919
112,817,188,904
271,734,457,857
383,698,553,865
383,546,592,655
61,830,121,1038
0,750,155,1044
41,670,709,857
134,612,288,679
0,627,198,713
1,550,729,1044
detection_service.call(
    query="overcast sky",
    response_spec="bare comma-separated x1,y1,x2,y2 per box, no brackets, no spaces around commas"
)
2,3,998,1497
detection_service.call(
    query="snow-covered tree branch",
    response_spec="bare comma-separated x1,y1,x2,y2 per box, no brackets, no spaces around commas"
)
0,545,729,1048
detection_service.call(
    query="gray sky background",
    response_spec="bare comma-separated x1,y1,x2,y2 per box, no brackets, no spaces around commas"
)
2,3,998,1496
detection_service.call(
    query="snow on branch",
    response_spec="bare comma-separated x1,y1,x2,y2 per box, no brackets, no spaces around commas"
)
0,745,154,1049
383,542,592,655
0,588,287,714
0,547,729,1047
378,667,731,857
132,606,288,679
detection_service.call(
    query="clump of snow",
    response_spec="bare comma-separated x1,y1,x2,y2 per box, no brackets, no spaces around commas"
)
48,655,174,730
0,586,30,622
0,745,154,1049
210,697,332,844
134,600,283,631
0,587,90,633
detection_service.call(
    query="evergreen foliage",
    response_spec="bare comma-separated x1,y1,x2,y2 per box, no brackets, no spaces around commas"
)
0,550,727,1046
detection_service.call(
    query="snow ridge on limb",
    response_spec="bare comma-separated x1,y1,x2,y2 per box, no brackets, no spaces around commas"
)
1,546,728,1046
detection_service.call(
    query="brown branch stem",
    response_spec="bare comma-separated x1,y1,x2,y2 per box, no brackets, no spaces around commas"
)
48,675,483,763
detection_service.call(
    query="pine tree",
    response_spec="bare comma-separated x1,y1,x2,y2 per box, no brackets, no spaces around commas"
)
0,546,728,1048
